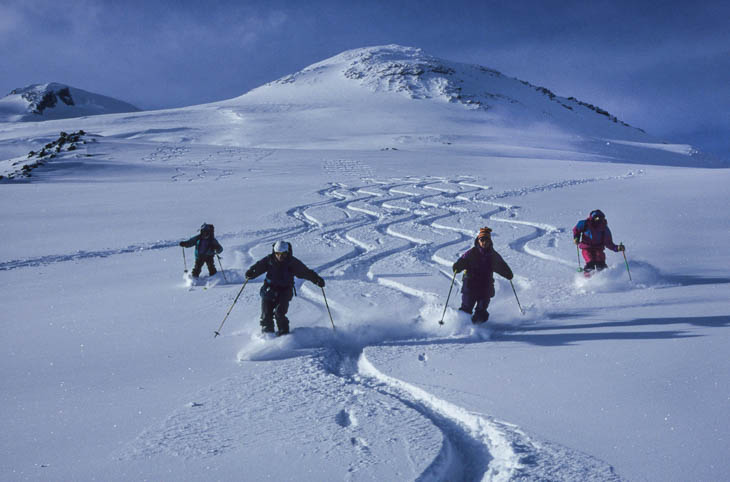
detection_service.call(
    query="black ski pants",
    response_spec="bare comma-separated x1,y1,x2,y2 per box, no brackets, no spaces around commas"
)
459,291,490,322
260,285,292,333
192,255,217,277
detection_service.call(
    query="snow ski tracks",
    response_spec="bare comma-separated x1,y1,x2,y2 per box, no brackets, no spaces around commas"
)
220,174,633,479
0,239,184,271
122,174,633,479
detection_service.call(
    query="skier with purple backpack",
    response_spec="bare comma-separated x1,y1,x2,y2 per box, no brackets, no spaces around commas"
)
573,209,625,274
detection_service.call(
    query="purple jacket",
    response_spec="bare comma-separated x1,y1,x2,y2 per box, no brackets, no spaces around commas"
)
453,239,513,298
573,217,619,252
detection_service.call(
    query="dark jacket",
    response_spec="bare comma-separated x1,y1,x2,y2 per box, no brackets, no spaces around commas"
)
246,242,321,292
181,233,223,259
453,238,513,298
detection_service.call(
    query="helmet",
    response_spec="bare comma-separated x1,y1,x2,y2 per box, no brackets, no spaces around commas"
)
589,210,605,222
200,223,214,236
273,240,289,253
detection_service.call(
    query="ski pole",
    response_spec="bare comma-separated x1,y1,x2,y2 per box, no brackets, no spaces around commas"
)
510,279,525,315
214,278,249,338
576,244,583,272
620,243,632,281
216,254,228,283
439,271,457,325
321,287,336,332
182,246,188,274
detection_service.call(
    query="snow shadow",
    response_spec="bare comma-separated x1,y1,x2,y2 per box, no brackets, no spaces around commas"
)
489,314,730,347
659,273,730,287
573,260,730,294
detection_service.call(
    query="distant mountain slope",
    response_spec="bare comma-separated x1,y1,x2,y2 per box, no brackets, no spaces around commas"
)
0,46,723,168
235,45,645,139
0,83,140,122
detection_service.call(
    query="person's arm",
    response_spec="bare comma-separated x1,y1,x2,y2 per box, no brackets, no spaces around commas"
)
245,256,269,279
180,235,198,248
292,258,325,287
492,250,513,280
452,250,469,273
572,220,585,244
604,227,619,252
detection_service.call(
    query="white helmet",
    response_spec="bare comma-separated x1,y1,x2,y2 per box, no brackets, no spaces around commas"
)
273,240,288,253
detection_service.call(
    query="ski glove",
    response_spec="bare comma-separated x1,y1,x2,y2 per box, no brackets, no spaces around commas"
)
573,237,579,245
617,244,626,252
179,241,185,247
314,276,325,288
245,269,255,279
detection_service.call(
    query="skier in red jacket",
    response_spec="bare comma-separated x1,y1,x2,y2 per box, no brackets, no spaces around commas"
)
573,209,625,274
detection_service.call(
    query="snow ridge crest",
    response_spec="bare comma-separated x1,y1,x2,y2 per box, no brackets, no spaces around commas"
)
271,44,638,130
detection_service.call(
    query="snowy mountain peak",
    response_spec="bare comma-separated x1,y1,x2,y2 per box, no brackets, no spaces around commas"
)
266,44,639,133
0,82,140,122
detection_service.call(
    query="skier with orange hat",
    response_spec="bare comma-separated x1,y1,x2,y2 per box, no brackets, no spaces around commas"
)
452,227,513,323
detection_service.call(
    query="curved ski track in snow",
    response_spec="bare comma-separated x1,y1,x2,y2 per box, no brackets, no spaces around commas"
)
222,174,628,480
40,171,632,479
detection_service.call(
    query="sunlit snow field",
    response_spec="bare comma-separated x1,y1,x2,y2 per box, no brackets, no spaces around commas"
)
1,46,729,481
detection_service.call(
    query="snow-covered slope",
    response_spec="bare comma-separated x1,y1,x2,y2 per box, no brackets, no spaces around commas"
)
0,82,139,122
0,46,729,480
0,46,723,168
254,44,641,135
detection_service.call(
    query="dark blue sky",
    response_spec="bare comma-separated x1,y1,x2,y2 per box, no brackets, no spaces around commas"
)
2,0,728,158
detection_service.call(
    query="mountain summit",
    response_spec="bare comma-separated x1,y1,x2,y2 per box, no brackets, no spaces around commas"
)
0,83,140,122
240,45,641,136
279,45,631,120
0,46,719,167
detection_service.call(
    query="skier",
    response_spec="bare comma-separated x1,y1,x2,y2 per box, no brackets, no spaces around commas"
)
245,240,325,336
179,223,223,278
452,227,513,323
573,209,625,274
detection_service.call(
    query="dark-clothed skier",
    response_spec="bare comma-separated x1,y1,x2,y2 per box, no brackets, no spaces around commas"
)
453,227,513,323
573,209,625,274
180,223,223,278
245,240,325,336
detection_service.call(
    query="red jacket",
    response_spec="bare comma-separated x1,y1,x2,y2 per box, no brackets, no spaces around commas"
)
573,217,619,252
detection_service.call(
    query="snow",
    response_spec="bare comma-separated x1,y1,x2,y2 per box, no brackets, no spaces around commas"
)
1,45,729,481
0,83,139,122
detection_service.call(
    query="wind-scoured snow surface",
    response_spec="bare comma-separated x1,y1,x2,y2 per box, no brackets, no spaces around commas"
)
1,46,729,481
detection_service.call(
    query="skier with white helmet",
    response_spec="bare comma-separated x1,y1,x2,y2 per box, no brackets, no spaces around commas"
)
245,240,325,335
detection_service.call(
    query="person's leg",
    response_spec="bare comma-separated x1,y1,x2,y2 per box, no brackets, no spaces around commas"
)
260,296,275,333
595,250,607,270
205,256,217,276
191,257,204,277
583,249,604,272
472,298,490,323
459,290,477,314
274,290,292,335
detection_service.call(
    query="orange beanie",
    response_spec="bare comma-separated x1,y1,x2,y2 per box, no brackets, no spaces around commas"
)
478,226,492,239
